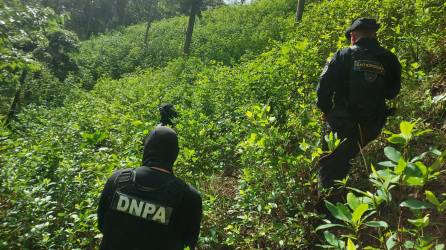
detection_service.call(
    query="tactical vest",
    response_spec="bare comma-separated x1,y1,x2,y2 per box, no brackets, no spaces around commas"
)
110,168,187,231
347,46,387,118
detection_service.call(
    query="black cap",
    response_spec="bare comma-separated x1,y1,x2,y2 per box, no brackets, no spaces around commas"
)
159,103,178,126
142,126,179,170
345,18,380,40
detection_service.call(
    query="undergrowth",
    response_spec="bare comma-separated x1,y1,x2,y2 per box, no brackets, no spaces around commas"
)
0,0,445,249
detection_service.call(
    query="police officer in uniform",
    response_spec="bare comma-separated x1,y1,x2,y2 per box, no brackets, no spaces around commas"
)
98,126,202,250
316,18,402,189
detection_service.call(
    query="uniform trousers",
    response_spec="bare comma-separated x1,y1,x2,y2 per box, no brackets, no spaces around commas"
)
318,113,385,188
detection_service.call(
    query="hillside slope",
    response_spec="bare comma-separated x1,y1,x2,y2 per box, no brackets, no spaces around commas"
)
75,0,296,88
1,0,446,249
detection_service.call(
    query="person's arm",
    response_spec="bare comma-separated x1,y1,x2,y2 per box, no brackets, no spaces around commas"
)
181,186,203,250
384,52,402,100
316,51,343,114
97,172,119,233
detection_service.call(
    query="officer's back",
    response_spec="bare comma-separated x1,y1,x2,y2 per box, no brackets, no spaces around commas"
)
98,126,202,250
317,19,401,121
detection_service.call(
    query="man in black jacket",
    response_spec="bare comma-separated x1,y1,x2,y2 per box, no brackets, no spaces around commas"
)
316,18,401,189
98,126,202,250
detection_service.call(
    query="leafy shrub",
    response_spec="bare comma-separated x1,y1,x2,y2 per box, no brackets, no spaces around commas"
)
317,121,446,249
1,0,446,249
74,0,296,85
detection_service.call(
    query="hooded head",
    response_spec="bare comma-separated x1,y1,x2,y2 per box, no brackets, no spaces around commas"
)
345,18,380,41
142,126,179,171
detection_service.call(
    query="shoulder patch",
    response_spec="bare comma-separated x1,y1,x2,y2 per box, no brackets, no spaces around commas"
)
111,191,173,225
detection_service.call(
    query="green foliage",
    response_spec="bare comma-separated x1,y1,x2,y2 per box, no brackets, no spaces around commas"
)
319,121,446,249
0,0,79,119
75,0,296,85
325,132,341,152
377,121,445,188
39,0,225,39
1,0,446,249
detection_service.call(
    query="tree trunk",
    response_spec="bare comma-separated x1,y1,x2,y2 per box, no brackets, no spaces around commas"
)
144,0,157,49
115,0,129,25
144,17,153,48
183,1,199,55
295,0,305,22
6,69,27,126
84,2,93,39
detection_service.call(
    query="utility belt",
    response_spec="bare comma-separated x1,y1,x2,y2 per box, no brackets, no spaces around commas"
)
338,96,393,120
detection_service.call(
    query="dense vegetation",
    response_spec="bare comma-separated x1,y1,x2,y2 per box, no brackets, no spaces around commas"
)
75,0,296,86
38,0,226,39
1,0,445,249
0,0,80,124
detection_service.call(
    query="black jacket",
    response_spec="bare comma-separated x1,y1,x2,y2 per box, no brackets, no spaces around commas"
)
98,167,202,250
317,38,401,118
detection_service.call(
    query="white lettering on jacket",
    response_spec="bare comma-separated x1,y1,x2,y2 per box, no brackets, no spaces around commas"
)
111,192,173,225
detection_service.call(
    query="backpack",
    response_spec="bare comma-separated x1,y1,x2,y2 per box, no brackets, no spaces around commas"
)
347,46,387,118
110,168,187,228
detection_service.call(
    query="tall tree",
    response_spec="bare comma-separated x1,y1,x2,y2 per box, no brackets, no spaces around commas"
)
115,0,130,25
182,0,203,55
5,69,28,127
142,0,224,48
295,0,305,22
143,0,160,47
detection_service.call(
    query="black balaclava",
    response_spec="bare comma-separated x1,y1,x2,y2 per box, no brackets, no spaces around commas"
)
159,103,178,126
142,126,179,171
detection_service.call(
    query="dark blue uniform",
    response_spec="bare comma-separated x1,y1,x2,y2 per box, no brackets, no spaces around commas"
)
316,37,401,188
98,168,202,250
98,126,202,250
